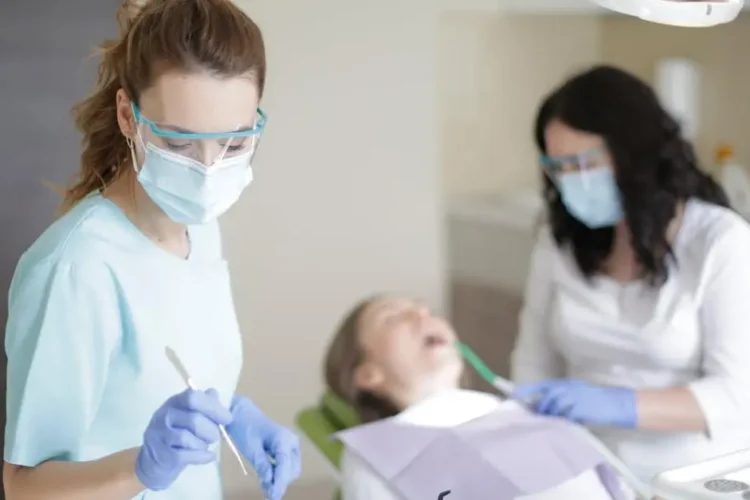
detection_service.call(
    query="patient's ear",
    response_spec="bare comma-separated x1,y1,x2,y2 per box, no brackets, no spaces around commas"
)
354,362,384,391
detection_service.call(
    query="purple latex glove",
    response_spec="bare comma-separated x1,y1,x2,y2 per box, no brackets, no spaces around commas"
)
513,379,638,429
226,395,301,500
136,388,232,491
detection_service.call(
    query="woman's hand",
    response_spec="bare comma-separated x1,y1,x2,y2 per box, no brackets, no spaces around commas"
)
227,396,301,500
135,388,232,491
513,379,638,428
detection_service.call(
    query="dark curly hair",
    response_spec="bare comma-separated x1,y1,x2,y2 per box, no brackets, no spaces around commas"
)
535,65,729,286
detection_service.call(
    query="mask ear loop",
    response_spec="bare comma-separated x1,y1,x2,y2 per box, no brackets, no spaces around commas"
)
128,121,153,173
127,136,141,173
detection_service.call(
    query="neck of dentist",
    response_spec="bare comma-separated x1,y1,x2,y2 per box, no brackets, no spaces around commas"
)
104,162,191,260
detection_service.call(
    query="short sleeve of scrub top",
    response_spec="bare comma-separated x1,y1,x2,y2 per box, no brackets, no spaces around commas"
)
5,257,122,466
4,194,244,500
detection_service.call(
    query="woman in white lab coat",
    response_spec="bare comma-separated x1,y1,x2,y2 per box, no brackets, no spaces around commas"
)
324,295,638,500
511,65,750,483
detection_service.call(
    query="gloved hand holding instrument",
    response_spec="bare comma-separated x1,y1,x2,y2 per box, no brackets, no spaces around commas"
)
227,395,301,500
513,379,638,429
164,346,300,500
456,342,650,500
135,387,232,491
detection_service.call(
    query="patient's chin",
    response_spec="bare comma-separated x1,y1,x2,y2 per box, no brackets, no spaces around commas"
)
427,345,462,371
424,360,463,392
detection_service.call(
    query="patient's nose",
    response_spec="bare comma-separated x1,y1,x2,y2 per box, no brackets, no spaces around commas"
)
411,307,431,329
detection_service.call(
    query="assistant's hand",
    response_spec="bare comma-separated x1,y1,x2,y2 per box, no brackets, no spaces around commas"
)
136,388,232,491
227,395,301,500
513,379,638,428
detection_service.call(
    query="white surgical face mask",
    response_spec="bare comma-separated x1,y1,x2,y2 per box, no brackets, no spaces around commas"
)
129,139,253,225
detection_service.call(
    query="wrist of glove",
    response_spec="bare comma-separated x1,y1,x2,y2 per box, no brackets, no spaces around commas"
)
135,388,232,491
227,395,301,500
512,379,638,429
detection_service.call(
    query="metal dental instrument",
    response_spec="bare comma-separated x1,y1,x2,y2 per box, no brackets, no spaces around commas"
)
164,346,249,476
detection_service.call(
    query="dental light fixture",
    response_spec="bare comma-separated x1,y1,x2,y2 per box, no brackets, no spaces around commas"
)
592,0,743,27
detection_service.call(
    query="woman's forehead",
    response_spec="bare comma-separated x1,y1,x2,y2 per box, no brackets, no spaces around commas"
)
362,298,414,323
358,297,420,345
138,70,260,133
544,120,604,157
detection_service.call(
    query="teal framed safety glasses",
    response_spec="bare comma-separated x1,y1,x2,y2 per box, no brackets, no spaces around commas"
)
539,147,608,177
131,103,267,140
131,103,267,163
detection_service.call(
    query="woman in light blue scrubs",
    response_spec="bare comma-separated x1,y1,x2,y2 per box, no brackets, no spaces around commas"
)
2,1,300,499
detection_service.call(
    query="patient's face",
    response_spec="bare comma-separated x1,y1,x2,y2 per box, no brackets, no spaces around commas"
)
354,297,463,409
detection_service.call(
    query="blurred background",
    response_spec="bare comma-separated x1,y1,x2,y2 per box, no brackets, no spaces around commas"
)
1,0,750,498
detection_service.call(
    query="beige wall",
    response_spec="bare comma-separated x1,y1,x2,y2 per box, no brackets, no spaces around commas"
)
439,13,602,197
601,14,750,170
227,0,444,497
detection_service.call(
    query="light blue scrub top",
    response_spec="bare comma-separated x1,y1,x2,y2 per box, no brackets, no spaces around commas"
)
4,194,244,500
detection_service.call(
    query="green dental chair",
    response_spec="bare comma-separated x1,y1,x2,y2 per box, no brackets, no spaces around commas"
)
295,392,361,500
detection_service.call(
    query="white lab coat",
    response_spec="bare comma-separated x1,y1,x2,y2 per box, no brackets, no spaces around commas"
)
340,389,635,500
511,199,750,483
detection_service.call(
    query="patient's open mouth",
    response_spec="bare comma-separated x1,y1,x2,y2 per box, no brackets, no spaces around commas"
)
424,333,448,347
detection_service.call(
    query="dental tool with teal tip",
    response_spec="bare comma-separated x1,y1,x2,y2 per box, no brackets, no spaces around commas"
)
456,342,516,397
455,341,652,500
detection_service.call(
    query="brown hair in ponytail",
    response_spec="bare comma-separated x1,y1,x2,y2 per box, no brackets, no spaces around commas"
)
61,0,267,213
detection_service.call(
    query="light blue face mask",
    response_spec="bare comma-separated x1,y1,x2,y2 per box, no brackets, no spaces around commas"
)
558,168,623,229
132,141,254,225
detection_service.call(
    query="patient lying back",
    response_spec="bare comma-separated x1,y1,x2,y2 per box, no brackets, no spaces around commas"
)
324,296,636,500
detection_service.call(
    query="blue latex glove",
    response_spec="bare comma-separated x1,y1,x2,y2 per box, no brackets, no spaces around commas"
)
513,379,638,429
135,388,233,491
227,395,301,500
